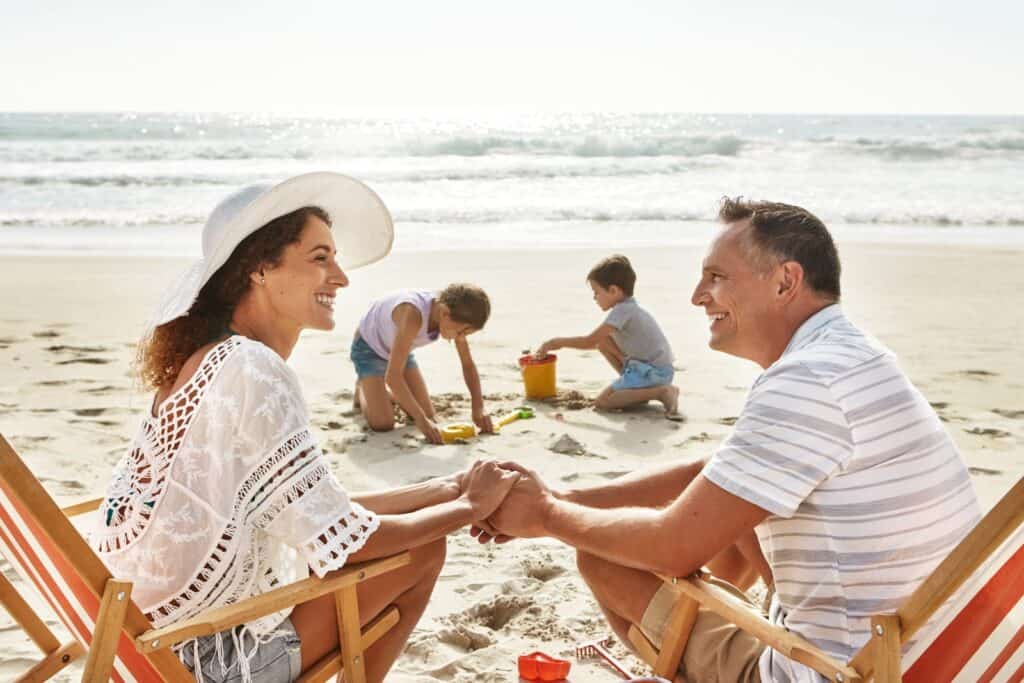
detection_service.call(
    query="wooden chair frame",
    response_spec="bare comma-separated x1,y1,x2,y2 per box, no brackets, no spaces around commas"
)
627,476,1024,683
0,433,410,683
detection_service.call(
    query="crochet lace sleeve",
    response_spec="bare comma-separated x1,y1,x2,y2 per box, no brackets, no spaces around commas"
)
232,341,380,577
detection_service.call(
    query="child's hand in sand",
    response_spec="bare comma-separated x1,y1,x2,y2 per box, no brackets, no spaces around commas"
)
462,460,521,520
472,409,494,434
416,416,444,444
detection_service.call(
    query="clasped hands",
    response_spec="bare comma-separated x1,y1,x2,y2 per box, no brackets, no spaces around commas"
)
454,459,553,543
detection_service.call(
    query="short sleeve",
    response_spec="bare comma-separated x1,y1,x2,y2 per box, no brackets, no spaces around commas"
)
228,340,379,577
603,302,632,330
703,361,853,517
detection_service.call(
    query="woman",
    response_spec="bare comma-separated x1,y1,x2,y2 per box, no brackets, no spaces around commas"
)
89,173,519,683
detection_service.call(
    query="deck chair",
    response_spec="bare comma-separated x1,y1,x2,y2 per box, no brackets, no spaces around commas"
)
0,433,411,683
627,476,1024,683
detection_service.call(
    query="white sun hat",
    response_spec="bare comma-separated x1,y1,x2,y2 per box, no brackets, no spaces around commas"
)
151,171,394,328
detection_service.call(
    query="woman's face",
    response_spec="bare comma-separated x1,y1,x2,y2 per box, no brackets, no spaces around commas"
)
262,216,349,331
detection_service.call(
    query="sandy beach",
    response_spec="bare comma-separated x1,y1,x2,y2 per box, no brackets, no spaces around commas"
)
1,242,1021,681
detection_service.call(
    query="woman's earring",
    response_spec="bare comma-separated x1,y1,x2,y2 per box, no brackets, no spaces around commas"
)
260,276,266,285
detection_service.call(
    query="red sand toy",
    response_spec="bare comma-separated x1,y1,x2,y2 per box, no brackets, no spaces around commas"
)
518,651,572,681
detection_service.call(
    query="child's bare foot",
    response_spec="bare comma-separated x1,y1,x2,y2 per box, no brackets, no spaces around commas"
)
661,385,685,421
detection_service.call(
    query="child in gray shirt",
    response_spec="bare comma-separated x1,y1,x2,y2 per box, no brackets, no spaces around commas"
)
536,255,682,419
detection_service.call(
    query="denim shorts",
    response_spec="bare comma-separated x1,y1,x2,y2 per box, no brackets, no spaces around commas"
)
611,358,675,391
180,618,302,683
350,333,418,379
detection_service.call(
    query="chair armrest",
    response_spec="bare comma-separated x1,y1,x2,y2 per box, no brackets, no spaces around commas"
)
62,497,104,517
657,573,861,682
136,551,410,653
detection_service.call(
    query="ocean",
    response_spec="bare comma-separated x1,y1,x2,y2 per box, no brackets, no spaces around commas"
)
1,111,1023,255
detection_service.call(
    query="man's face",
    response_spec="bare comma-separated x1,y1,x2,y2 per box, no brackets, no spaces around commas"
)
691,222,779,360
589,280,623,311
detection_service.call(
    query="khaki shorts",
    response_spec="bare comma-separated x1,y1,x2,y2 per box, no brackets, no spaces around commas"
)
639,577,765,683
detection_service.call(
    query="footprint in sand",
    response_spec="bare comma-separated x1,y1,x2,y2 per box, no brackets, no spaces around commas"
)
82,385,122,395
716,416,738,426
32,330,61,339
930,401,950,410
57,357,113,365
969,466,1003,476
522,559,567,582
992,409,1024,420
964,427,1012,438
956,369,999,379
72,408,110,417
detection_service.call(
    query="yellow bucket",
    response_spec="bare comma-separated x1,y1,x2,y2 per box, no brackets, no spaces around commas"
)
519,353,557,400
441,423,477,444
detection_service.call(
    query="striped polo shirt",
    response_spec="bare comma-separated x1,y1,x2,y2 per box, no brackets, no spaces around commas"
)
704,305,981,682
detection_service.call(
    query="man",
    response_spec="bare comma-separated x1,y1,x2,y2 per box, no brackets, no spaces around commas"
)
484,199,981,682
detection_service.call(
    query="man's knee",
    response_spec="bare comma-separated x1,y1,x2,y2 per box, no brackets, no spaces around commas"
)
576,549,609,585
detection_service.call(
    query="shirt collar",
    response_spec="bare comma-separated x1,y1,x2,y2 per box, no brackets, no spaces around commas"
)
782,304,844,356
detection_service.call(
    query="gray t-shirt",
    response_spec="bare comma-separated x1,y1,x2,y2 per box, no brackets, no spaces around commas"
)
603,297,674,368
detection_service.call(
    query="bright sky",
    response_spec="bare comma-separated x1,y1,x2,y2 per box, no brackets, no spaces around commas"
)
3,0,1021,115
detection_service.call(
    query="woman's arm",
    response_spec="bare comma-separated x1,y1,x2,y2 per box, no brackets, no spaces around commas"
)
346,461,518,562
351,473,462,515
454,336,493,433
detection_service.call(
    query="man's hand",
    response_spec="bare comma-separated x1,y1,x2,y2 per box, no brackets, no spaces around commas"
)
416,416,444,444
472,409,494,434
486,461,554,539
462,460,521,519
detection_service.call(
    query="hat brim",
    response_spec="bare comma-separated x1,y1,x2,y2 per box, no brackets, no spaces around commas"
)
210,171,394,272
150,172,393,329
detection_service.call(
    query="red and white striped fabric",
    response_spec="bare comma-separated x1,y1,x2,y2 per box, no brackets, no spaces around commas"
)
0,476,161,683
903,522,1024,683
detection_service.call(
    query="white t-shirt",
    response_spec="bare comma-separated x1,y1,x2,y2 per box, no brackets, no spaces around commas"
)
357,289,439,359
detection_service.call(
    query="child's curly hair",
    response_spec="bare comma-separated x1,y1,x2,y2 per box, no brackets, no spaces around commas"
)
439,283,490,330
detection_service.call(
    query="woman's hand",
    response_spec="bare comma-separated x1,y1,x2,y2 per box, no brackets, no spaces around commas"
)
462,460,521,520
416,416,444,444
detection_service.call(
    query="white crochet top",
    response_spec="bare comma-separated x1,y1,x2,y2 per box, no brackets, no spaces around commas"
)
89,336,379,640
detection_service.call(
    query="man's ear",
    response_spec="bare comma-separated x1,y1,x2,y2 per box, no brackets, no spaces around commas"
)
776,261,805,302
608,284,623,298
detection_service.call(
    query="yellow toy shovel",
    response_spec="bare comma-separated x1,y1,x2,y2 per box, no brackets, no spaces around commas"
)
495,406,536,433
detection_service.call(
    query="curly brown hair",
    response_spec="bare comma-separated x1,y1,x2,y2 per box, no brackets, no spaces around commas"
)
136,206,331,390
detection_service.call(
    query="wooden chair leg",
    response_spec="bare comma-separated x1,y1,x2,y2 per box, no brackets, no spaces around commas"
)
296,606,400,683
16,641,85,683
0,569,62,654
334,584,366,683
628,625,661,667
81,579,132,682
653,593,700,678
871,614,902,683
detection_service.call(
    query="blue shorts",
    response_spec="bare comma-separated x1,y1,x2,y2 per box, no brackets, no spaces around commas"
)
350,333,418,379
611,359,675,392
180,617,302,683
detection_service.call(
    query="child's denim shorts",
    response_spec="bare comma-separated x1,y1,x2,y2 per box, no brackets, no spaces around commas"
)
350,333,418,379
180,618,302,683
611,358,674,391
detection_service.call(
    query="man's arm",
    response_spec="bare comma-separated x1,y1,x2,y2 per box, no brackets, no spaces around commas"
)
490,466,769,578
560,458,705,509
537,324,616,355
